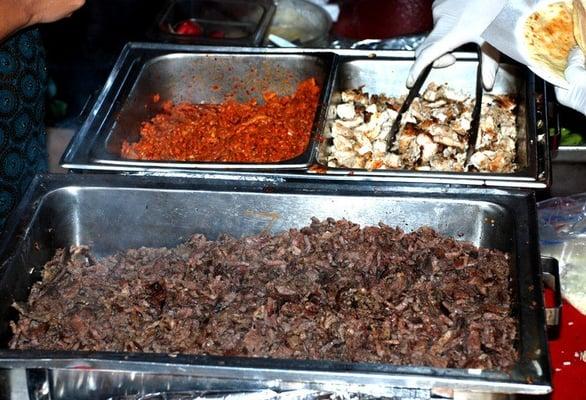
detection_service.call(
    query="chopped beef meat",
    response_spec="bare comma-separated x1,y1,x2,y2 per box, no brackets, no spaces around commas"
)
10,219,517,371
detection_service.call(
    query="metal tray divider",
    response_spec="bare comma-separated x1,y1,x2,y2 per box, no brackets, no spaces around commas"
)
308,52,343,168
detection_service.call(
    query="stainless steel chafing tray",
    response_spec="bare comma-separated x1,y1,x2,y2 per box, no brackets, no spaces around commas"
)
554,146,586,162
68,47,334,170
61,43,551,189
315,58,535,181
550,149,586,195
0,174,557,398
148,0,276,46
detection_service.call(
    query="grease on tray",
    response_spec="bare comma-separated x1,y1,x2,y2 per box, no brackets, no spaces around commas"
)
121,78,320,163
318,83,518,173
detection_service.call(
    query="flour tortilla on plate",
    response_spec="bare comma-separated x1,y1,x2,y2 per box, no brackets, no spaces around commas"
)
523,1,576,86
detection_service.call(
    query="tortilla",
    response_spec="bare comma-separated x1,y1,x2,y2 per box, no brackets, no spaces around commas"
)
524,1,576,80
574,0,586,51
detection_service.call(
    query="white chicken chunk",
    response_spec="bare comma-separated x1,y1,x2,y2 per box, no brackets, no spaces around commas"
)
354,132,373,156
337,117,364,129
332,135,353,152
416,134,439,163
440,86,470,103
365,104,378,114
429,125,466,150
422,83,441,102
383,153,402,168
341,90,369,105
452,115,471,134
336,103,356,120
468,150,514,173
372,140,388,156
332,122,356,139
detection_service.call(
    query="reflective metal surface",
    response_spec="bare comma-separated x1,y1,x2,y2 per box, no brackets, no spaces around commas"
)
0,174,551,398
60,43,551,189
549,148,586,196
541,257,562,331
552,146,586,163
550,160,586,196
149,0,276,46
267,0,332,47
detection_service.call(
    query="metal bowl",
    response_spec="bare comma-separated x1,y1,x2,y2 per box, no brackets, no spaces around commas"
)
268,0,332,47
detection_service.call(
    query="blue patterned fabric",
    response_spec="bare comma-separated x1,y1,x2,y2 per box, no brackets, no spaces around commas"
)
0,28,48,230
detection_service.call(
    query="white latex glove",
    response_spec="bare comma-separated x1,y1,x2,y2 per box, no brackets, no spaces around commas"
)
407,0,506,91
555,47,586,115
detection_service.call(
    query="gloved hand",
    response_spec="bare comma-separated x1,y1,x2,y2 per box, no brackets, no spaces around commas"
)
407,0,506,91
555,47,586,115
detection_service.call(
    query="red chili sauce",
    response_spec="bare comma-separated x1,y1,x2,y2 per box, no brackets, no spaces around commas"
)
121,78,320,163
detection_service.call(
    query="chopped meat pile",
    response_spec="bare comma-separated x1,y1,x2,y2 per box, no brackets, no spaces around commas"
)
10,219,517,371
121,78,320,163
319,83,518,172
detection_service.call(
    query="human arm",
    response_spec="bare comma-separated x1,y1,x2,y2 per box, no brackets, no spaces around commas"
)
407,0,506,90
0,0,85,42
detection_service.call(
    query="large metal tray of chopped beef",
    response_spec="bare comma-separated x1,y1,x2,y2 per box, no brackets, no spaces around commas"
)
0,174,552,397
61,43,551,189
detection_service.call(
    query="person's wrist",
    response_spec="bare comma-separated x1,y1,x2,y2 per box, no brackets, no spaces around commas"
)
20,0,40,27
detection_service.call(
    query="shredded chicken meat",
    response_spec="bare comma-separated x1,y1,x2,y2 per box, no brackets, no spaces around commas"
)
319,83,518,172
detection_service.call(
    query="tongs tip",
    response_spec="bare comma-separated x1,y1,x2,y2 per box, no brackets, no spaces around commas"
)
386,63,433,152
386,48,485,168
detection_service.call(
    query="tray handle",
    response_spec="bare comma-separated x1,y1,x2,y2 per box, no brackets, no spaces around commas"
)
541,256,562,335
545,81,561,154
76,89,102,127
532,76,555,187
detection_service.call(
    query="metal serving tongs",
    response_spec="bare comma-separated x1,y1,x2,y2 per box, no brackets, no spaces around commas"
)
386,63,433,152
387,46,485,158
464,46,485,166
